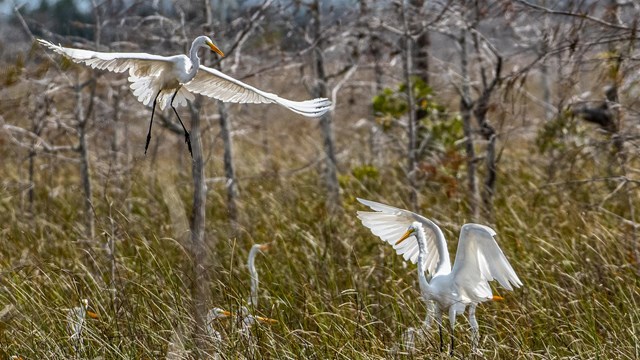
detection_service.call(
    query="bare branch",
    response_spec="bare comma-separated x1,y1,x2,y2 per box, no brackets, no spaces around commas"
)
514,0,632,31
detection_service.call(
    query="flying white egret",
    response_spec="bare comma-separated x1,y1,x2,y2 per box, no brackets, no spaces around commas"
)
356,198,522,354
37,36,332,157
247,243,270,308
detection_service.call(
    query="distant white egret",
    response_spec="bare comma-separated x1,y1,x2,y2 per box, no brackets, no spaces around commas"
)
66,299,98,349
243,243,276,355
206,307,232,358
37,36,332,157
356,198,522,354
236,305,278,358
247,243,270,308
206,307,232,340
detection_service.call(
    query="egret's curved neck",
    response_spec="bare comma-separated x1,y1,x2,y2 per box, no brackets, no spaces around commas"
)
187,42,202,80
415,226,433,296
248,249,259,307
424,220,452,274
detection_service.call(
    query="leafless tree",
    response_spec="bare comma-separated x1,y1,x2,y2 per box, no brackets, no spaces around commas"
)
309,0,341,213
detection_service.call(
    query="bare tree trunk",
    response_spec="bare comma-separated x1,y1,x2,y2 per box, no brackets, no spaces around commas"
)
311,0,340,213
409,0,430,123
540,31,553,121
27,148,35,214
481,129,497,217
193,2,214,343
217,102,239,227
27,98,46,214
458,30,480,221
188,98,208,355
470,26,502,219
111,89,122,174
75,80,96,242
474,79,500,219
401,0,419,212
79,116,95,239
207,0,239,229
360,0,384,166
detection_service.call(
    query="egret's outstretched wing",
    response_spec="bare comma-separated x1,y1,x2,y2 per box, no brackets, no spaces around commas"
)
38,39,191,109
356,198,451,274
37,39,173,77
451,224,522,300
185,65,332,118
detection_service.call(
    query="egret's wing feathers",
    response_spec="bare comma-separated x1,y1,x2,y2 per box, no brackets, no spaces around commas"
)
38,39,182,109
451,224,522,300
356,198,447,274
38,39,173,77
186,65,331,118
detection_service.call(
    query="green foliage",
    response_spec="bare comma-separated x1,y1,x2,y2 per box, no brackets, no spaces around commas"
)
344,163,380,191
373,77,462,151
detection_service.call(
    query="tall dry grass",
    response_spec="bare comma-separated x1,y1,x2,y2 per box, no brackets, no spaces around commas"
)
1,116,639,359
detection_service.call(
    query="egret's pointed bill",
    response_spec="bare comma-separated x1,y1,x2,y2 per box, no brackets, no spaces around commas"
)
259,243,271,251
206,40,225,57
86,310,99,319
255,316,278,324
491,295,504,301
396,229,414,246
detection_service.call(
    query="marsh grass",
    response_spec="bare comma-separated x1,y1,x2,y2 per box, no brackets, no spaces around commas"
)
1,110,639,359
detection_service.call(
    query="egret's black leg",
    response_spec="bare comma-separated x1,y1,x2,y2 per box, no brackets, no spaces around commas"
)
170,89,192,157
439,323,443,353
448,307,457,356
145,90,162,155
449,335,455,356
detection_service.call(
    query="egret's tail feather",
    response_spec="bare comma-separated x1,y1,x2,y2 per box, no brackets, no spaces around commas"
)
276,97,332,118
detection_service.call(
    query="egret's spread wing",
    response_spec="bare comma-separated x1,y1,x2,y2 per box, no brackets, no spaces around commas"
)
451,224,522,300
38,39,190,109
186,65,331,118
38,39,173,78
356,198,448,274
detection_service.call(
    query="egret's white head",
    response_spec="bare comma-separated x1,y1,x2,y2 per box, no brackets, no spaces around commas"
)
208,307,232,320
396,222,421,245
79,299,99,319
194,35,225,57
253,243,271,252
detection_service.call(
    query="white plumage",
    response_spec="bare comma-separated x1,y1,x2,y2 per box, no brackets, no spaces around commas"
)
357,198,522,354
37,36,332,156
247,243,270,309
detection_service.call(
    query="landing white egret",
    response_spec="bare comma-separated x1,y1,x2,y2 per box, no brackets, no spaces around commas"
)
37,36,332,157
247,243,270,308
356,198,522,354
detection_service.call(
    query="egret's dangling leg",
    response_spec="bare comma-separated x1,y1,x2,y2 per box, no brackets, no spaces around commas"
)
469,304,479,353
145,90,162,155
423,300,435,329
434,306,444,352
448,307,458,356
170,89,192,157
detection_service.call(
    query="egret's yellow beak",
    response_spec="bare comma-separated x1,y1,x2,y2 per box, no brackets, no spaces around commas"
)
206,40,225,57
221,310,232,317
86,310,99,319
491,295,504,301
259,243,271,251
255,315,278,324
396,229,414,245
